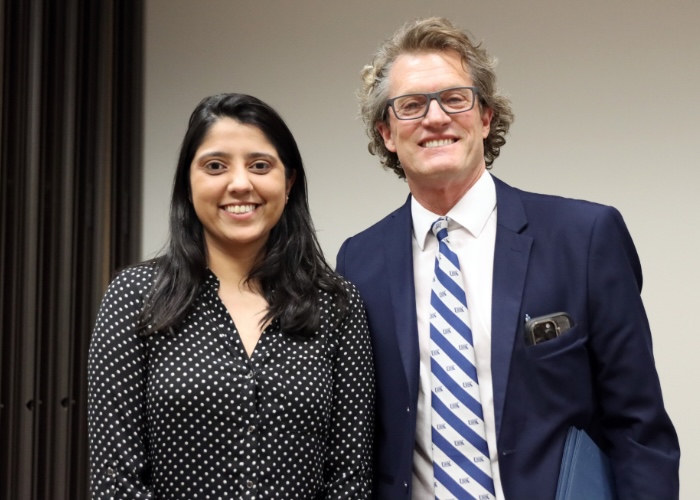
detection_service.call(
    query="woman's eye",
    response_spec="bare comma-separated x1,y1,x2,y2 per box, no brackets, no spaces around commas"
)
204,161,226,172
250,161,271,173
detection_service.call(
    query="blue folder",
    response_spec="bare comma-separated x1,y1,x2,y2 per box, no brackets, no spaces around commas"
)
555,427,617,500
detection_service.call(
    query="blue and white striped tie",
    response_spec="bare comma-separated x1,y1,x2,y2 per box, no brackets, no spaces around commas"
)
430,217,495,500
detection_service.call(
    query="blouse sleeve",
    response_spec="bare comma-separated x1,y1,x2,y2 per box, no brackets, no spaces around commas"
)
87,267,154,498
324,283,375,499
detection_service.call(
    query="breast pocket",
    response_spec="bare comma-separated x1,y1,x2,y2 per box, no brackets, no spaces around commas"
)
527,323,585,361
523,325,594,417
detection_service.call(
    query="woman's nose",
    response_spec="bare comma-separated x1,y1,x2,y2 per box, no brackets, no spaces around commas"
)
226,167,253,193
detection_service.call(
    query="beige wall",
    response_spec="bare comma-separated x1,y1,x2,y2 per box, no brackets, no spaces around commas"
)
144,0,699,496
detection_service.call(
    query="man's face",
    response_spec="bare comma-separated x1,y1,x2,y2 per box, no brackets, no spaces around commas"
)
377,50,493,194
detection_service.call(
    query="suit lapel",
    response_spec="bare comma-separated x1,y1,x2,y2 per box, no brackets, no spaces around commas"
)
491,176,532,438
383,196,421,406
380,182,531,435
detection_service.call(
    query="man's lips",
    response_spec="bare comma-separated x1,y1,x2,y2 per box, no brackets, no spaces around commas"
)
421,138,457,148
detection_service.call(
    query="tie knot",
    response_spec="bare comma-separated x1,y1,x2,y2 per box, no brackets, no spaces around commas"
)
431,217,449,242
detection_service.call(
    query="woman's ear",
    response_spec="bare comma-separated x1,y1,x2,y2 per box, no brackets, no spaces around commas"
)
285,170,297,202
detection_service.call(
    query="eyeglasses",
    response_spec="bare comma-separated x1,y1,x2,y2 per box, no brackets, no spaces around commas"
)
385,86,480,120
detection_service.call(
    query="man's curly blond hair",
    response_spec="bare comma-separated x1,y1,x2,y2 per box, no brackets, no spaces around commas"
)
359,17,514,179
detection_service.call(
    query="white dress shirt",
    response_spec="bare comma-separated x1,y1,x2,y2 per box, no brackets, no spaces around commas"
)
410,171,505,500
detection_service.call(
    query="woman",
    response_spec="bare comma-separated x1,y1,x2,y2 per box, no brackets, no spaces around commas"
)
88,93,374,498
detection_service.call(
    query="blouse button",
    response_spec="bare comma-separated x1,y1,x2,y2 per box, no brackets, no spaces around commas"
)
245,370,253,379
106,467,115,477
246,479,255,489
247,424,256,434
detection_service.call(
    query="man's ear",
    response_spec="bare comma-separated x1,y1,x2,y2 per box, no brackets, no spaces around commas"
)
376,121,397,153
481,106,494,139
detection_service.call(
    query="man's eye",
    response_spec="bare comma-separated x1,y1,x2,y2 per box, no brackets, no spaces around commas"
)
445,95,467,104
442,92,469,104
400,100,424,112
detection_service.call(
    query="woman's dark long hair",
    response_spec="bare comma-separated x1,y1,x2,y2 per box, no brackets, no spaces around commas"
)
139,93,349,337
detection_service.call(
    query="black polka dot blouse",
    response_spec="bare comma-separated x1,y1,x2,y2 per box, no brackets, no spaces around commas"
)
87,265,375,499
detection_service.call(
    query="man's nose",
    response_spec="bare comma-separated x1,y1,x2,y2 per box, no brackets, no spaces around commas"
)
422,98,450,124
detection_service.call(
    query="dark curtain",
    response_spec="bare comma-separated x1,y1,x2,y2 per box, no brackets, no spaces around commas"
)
0,0,143,498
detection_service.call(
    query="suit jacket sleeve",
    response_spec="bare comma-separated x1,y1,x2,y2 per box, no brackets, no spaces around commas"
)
586,207,679,499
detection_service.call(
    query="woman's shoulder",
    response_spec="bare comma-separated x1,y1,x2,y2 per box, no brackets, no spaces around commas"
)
319,274,363,301
316,275,366,319
316,276,371,345
104,262,158,300
113,262,157,284
339,276,363,303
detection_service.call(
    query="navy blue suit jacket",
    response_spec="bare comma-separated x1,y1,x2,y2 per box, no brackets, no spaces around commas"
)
336,176,679,500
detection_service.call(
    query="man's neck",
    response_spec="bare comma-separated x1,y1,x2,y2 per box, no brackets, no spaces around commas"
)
408,168,485,216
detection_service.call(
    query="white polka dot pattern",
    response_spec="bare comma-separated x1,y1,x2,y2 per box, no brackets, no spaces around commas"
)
87,265,375,498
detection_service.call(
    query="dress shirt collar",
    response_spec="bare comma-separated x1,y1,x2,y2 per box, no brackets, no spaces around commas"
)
411,171,497,250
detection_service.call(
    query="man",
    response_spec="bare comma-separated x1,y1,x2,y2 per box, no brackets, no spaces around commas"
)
336,17,679,500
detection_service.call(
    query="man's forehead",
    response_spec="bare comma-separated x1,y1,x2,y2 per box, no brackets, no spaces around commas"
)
389,50,473,94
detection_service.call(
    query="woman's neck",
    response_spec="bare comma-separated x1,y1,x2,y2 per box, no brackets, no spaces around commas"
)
205,240,264,291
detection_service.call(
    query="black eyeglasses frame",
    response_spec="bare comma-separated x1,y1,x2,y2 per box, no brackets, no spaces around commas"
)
384,86,481,121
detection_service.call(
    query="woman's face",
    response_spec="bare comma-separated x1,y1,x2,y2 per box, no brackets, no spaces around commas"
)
189,117,294,257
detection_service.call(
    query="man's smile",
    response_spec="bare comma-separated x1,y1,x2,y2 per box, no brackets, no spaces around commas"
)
421,138,457,148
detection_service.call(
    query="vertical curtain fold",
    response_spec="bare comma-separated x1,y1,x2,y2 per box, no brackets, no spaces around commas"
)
0,0,143,498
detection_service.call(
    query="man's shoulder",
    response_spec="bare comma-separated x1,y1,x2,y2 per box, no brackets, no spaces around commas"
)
336,199,412,276
495,176,620,225
343,200,410,244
